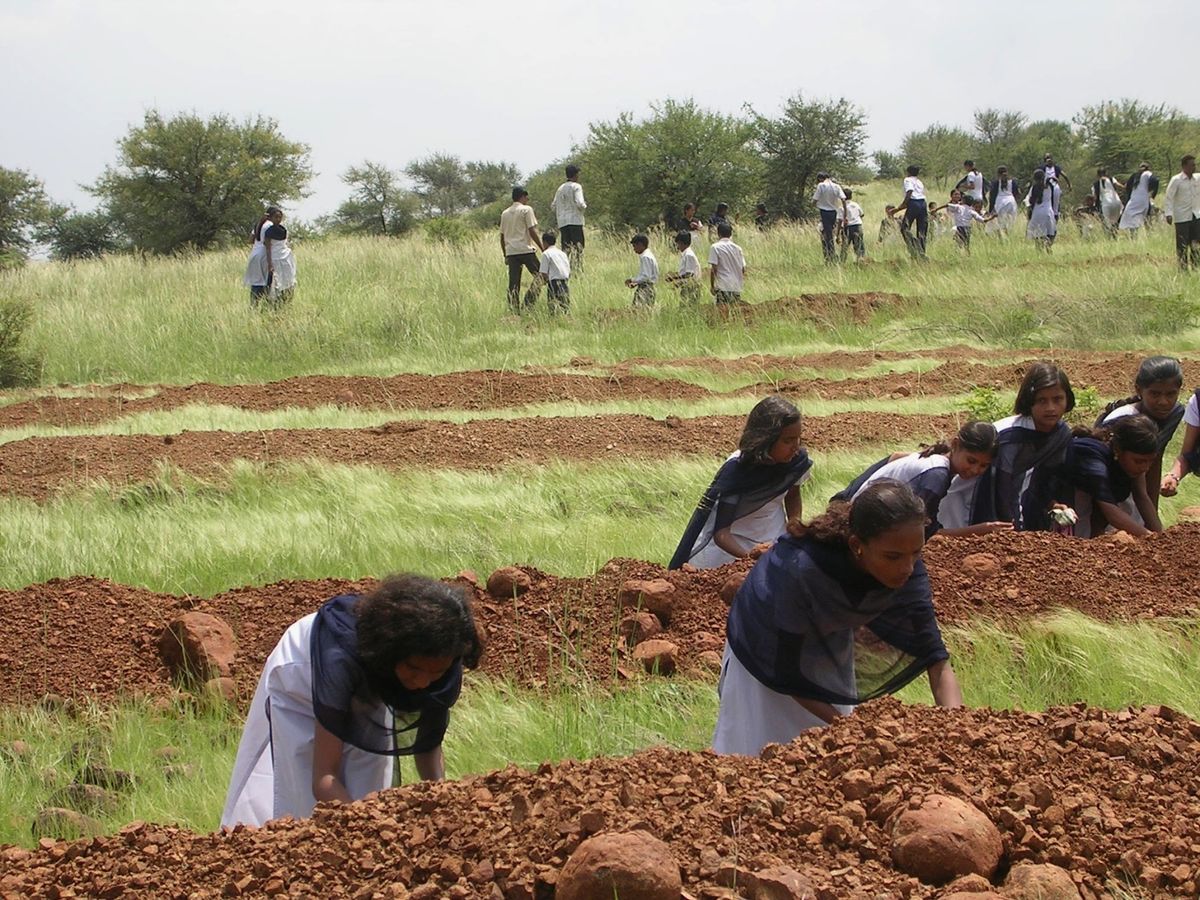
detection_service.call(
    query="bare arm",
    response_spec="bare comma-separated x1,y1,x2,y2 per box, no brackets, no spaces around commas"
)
1162,423,1198,495
413,746,445,781
709,263,717,294
263,236,274,273
311,721,353,804
1131,477,1163,532
499,231,506,257
794,696,842,723
936,521,1014,537
928,660,963,708
1096,499,1152,537
784,484,801,521
712,527,753,559
527,226,544,252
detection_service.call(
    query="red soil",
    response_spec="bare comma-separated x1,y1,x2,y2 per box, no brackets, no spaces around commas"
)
2,700,1198,897
3,527,1198,707
0,412,961,500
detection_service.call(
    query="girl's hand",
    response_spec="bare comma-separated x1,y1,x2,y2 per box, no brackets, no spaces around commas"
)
975,521,1014,534
1161,473,1181,496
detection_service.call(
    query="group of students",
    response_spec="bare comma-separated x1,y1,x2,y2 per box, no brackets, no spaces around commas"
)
669,355,1198,755
242,206,297,307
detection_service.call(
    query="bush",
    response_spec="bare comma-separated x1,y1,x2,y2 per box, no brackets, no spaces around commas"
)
962,386,1009,422
422,216,472,246
0,298,40,386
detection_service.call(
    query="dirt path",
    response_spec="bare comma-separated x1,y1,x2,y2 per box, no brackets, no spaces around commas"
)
0,411,961,500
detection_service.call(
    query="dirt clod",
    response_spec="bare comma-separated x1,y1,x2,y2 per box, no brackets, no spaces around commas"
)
892,794,1003,884
486,567,532,598
631,640,679,676
719,572,746,606
158,612,236,681
618,611,663,647
619,579,676,624
558,831,682,900
1001,863,1080,898
31,808,102,840
961,553,1000,580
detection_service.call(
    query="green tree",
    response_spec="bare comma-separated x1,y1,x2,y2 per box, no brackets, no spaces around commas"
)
970,108,1028,172
899,125,975,189
1074,99,1200,176
464,160,522,209
748,94,867,219
324,161,418,236
0,167,54,267
39,209,124,261
574,99,762,228
90,110,312,253
873,150,904,180
405,154,471,217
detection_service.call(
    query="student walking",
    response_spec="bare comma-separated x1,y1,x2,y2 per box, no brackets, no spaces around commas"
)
941,190,994,253
812,172,848,263
1118,164,1158,233
1038,154,1072,192
552,164,587,268
1093,167,1125,235
957,160,985,205
1163,154,1200,271
499,187,544,312
538,231,571,313
708,223,746,304
712,481,962,756
1025,169,1061,251
222,574,481,827
624,234,658,306
243,206,296,308
669,396,810,570
889,166,929,259
664,231,702,303
836,189,866,261
987,167,1019,234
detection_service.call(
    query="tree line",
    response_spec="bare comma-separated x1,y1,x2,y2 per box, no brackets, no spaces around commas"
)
2,97,1198,265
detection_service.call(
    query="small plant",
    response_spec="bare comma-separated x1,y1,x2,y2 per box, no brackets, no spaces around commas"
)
961,386,1008,423
1069,386,1102,425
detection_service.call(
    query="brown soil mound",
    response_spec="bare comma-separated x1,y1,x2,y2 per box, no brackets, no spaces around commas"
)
2,700,1197,897
0,412,959,500
4,527,1199,706
702,291,905,325
0,372,712,430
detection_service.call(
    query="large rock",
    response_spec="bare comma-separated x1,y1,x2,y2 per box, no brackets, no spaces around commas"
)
557,831,681,900
618,579,676,624
158,612,236,681
631,640,679,676
1002,863,1081,899
891,794,1003,884
617,611,662,647
486,566,532,598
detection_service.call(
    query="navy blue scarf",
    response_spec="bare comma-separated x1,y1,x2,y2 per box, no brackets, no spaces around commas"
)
669,450,812,569
310,594,462,756
970,418,1070,530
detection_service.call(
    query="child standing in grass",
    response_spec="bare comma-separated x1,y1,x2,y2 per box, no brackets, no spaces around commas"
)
708,222,746,304
624,234,658,306
713,481,962,755
836,189,866,261
1025,170,1061,251
888,165,929,259
669,396,811,570
222,574,481,827
538,231,571,314
664,231,702,303
938,190,994,253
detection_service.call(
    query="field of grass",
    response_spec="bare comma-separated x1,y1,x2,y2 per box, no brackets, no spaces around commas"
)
1,209,1198,851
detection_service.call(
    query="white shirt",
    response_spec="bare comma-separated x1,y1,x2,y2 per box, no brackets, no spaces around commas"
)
946,203,986,229
962,170,984,199
812,179,847,211
708,238,746,292
552,181,587,227
1163,172,1200,222
678,246,700,277
539,245,571,281
1185,393,1200,428
836,201,864,227
903,176,926,201
632,250,658,284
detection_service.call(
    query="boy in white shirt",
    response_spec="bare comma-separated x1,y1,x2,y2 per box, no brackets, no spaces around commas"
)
538,231,571,313
708,222,746,304
625,233,658,306
936,189,994,253
664,231,702,303
835,188,866,261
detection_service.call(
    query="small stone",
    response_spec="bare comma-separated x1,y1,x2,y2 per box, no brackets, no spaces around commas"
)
486,567,532,598
618,579,676,624
617,611,662,647
631,640,679,676
751,865,816,899
961,553,1000,580
1001,862,1081,898
719,573,746,606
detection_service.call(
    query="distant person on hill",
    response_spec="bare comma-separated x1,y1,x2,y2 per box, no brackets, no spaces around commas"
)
956,160,985,206
552,164,587,269
624,233,658,306
669,395,811,570
1098,355,1186,517
1039,415,1164,538
887,165,929,259
1093,167,1125,236
812,172,848,263
243,205,296,308
499,186,544,312
987,166,1019,234
221,574,481,827
663,231,702,303
1163,154,1200,271
939,362,1075,532
836,188,866,261
537,230,571,314
1037,153,1072,192
1161,384,1200,500
1118,163,1158,233
1024,169,1061,251
754,203,770,230
832,421,1010,537
708,202,731,236
712,480,962,755
708,222,746,304
676,202,703,238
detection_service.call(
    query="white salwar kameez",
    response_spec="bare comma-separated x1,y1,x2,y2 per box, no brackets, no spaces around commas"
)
221,613,393,828
1098,178,1124,227
1026,184,1060,241
1119,172,1153,231
242,224,297,297
988,181,1019,235
687,452,810,569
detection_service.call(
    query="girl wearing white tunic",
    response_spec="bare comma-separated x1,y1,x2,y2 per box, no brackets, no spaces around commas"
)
1093,168,1125,232
1118,166,1157,232
222,575,481,828
243,206,297,307
669,396,811,570
1025,170,1061,249
713,481,962,756
243,206,278,307
987,167,1019,235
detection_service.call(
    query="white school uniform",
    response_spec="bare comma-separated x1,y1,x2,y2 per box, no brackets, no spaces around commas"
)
678,246,700,278
989,179,1019,233
708,239,746,292
852,453,951,499
836,201,864,227
632,250,659,283
1026,183,1061,239
938,414,1036,529
266,225,297,293
1119,171,1154,230
962,170,984,203
539,245,571,281
221,613,393,827
1097,177,1124,225
947,203,987,229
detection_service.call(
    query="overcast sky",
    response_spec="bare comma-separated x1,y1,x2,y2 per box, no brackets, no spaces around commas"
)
3,0,1196,221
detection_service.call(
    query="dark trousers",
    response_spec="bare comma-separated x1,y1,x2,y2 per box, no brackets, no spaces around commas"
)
547,279,570,313
506,253,541,311
819,208,838,262
714,290,744,305
955,226,972,251
840,224,865,260
1175,217,1200,271
632,283,656,307
901,200,928,258
559,225,584,270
